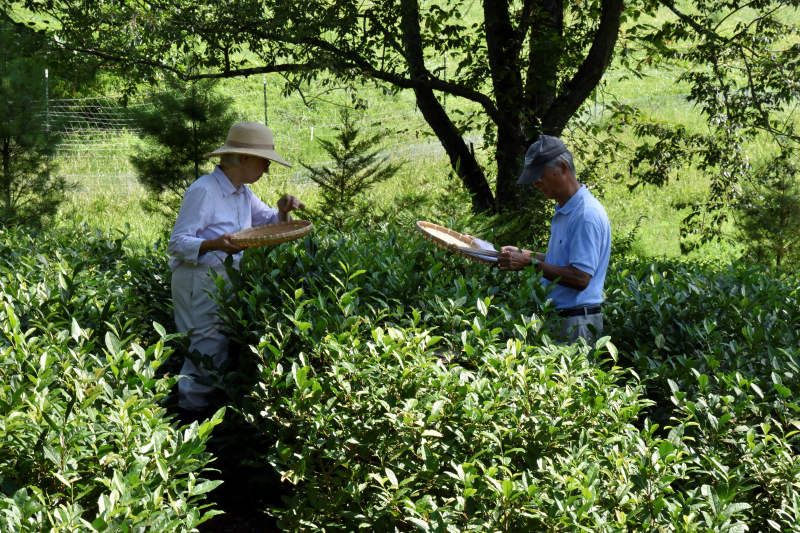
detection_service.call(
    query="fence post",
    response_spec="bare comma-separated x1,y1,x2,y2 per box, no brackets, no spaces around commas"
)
264,76,269,126
45,67,50,180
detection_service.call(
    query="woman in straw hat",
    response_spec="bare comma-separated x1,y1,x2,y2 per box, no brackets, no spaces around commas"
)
168,121,304,417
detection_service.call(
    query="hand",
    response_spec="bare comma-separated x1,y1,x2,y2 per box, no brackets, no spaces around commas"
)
202,234,243,255
277,194,305,220
497,249,533,271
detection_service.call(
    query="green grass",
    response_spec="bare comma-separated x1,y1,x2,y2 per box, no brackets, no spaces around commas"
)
50,3,798,262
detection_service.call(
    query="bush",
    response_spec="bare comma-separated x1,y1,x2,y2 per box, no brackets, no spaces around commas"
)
605,259,800,530
0,226,222,531
215,223,799,530
4,221,799,531
0,20,70,228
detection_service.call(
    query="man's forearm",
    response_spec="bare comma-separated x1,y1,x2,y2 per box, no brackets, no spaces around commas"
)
537,262,592,290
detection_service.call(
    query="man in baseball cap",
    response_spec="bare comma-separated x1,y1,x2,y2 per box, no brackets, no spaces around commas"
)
498,135,611,344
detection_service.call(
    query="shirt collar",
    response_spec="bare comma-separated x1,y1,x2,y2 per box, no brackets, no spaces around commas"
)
554,184,586,215
212,166,241,197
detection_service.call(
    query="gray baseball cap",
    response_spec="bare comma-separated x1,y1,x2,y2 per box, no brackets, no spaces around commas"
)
517,135,568,185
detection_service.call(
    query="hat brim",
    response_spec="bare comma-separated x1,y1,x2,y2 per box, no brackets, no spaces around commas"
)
203,146,293,168
517,164,544,185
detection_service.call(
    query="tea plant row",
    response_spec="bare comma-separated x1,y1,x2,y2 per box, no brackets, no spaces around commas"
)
2,222,799,531
0,227,221,531
217,224,800,531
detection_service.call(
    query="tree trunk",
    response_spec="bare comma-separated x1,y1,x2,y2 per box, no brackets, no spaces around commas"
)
541,0,624,134
484,1,529,210
399,0,495,213
526,0,563,127
2,138,10,211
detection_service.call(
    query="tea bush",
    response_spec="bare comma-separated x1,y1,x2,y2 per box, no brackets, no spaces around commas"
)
606,261,800,530
4,221,799,531
0,226,222,531
218,223,799,530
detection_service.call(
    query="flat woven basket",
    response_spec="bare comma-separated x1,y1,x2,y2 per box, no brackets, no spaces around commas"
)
229,220,313,248
415,221,498,265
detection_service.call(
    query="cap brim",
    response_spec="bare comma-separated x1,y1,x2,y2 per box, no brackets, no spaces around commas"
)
517,164,544,185
203,147,293,168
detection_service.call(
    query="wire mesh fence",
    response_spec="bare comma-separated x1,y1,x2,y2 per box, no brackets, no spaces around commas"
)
47,85,475,192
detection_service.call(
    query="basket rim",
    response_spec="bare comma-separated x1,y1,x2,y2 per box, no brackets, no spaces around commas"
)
230,220,313,247
414,221,498,265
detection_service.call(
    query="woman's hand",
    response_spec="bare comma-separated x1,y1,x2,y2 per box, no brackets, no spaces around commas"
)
201,234,243,255
277,194,306,221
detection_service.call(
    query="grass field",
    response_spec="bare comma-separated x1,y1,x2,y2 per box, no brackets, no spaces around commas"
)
49,2,798,262
55,72,734,262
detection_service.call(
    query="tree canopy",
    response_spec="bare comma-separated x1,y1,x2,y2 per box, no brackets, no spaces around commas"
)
9,1,800,228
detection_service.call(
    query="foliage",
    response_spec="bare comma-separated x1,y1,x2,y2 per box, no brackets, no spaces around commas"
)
615,2,800,252
734,150,800,269
9,1,800,261
208,222,800,531
301,108,404,230
0,225,223,531
0,17,69,228
2,211,800,530
129,76,239,219
10,0,645,213
606,258,800,531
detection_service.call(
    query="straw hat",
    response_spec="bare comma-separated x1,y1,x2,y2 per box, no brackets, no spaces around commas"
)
204,121,293,167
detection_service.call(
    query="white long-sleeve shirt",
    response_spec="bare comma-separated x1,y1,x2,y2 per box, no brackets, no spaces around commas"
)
168,166,279,271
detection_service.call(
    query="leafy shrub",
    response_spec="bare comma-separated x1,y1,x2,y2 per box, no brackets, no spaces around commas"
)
605,259,800,530
0,20,70,228
0,226,222,531
4,220,799,531
216,223,795,530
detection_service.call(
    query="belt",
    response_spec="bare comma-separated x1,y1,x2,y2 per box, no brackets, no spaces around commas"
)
557,305,603,318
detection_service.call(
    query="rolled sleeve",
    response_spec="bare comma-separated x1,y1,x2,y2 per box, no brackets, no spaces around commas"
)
168,186,209,266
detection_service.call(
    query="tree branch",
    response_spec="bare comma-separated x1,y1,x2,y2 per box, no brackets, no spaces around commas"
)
541,0,623,135
264,31,502,122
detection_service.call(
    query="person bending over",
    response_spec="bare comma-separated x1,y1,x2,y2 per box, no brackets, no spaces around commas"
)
498,135,611,344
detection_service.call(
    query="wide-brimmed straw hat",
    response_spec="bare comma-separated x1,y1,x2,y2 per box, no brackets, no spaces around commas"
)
204,121,293,167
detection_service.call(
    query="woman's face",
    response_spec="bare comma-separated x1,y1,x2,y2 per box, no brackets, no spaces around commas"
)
241,155,271,183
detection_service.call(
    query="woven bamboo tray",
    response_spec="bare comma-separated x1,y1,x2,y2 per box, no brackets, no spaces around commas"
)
230,220,313,248
415,221,498,265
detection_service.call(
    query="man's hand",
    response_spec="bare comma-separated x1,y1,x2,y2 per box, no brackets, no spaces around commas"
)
498,247,533,271
277,194,306,221
201,234,243,255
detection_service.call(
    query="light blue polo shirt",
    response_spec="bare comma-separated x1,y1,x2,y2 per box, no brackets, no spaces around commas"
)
542,185,611,309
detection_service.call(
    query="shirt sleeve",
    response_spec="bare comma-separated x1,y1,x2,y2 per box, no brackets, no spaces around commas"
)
250,191,280,226
168,185,209,265
569,217,604,276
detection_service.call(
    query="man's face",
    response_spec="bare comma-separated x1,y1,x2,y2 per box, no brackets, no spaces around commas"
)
532,162,560,199
241,155,271,183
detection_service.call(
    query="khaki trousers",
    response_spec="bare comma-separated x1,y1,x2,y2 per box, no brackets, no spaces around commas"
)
559,313,604,345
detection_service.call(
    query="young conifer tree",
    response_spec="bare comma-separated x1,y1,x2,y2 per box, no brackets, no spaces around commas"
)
0,18,68,228
301,108,403,229
735,151,800,269
130,76,239,219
